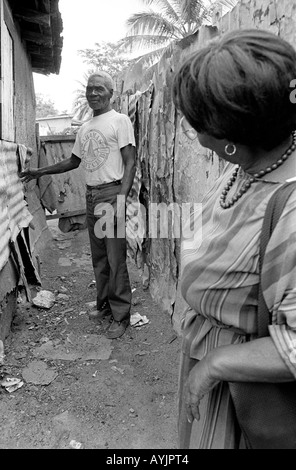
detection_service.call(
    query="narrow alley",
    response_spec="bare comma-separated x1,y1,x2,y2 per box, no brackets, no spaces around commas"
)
0,220,180,449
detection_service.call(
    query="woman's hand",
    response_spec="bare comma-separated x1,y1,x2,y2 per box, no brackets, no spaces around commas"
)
185,353,220,423
20,168,40,183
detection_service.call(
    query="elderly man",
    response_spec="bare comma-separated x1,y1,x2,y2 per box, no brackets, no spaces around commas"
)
21,71,136,339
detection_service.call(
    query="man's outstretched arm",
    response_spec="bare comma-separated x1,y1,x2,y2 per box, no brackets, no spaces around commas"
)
20,154,81,183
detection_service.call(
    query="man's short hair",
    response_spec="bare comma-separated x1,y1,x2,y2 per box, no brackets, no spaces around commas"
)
88,71,114,93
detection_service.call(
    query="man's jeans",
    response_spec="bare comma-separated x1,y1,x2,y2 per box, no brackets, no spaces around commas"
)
86,183,131,322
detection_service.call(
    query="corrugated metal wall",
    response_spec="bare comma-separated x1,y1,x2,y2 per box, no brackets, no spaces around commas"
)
0,0,50,339
0,141,32,272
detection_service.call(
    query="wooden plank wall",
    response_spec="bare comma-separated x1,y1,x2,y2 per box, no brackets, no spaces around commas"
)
0,0,14,142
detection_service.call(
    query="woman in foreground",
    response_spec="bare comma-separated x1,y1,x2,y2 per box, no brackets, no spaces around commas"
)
172,29,296,449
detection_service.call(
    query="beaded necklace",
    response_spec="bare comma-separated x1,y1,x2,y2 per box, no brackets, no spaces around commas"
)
220,131,296,209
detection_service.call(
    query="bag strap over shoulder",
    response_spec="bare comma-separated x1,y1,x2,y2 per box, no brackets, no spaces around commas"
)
258,181,296,338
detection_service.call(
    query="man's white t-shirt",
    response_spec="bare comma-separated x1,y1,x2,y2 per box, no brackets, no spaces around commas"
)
72,109,135,186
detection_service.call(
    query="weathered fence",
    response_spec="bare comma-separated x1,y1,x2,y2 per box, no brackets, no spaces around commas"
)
116,0,296,332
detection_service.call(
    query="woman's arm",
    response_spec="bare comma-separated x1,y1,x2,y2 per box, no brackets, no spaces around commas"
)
185,337,295,423
211,336,294,383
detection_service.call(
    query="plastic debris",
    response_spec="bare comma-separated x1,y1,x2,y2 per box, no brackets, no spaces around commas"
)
69,440,84,449
0,377,24,393
6,381,24,393
130,313,150,327
32,290,55,309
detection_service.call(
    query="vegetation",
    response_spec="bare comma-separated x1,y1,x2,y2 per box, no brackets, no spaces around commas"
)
72,0,239,121
116,0,239,68
36,93,59,118
77,41,134,78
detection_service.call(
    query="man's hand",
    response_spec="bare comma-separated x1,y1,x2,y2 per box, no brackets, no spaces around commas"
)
20,168,40,183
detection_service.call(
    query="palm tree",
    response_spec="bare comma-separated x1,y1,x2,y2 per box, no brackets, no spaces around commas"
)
117,0,238,68
72,72,94,124
72,0,238,121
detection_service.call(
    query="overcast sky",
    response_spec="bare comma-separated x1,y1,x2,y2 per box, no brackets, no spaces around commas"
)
33,0,143,113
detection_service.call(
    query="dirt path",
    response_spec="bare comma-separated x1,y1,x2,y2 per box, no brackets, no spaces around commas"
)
0,220,181,449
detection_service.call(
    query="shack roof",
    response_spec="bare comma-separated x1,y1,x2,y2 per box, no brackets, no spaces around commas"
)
8,0,63,75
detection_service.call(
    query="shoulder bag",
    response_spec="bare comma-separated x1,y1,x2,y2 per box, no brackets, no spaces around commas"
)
228,181,296,449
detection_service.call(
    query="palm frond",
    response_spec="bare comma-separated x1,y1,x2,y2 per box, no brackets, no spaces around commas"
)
148,0,182,24
184,10,210,33
133,46,168,68
181,0,207,22
126,11,185,39
117,0,212,71
127,37,183,78
118,33,175,53
137,0,181,20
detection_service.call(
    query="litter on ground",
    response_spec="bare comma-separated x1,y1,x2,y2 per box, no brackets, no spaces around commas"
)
130,312,150,327
0,377,24,393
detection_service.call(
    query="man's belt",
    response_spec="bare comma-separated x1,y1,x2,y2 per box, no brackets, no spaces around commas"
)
86,180,121,190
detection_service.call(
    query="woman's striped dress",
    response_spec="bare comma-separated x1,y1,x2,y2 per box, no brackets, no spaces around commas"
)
178,163,296,449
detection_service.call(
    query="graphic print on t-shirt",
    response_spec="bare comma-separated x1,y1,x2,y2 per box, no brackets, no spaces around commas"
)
81,129,110,172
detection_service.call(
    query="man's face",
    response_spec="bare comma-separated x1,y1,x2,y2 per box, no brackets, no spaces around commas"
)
86,76,113,112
